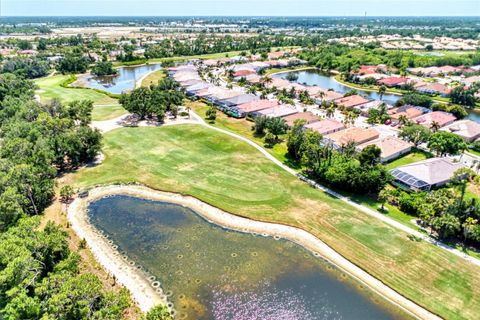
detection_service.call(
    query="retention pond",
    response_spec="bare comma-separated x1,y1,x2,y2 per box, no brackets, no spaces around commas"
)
87,194,412,320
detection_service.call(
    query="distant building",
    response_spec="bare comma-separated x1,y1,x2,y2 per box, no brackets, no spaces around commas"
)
390,158,466,191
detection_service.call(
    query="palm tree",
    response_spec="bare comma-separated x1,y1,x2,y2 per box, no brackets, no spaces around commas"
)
397,114,409,127
262,76,272,85
378,85,387,101
430,121,441,132
326,106,335,118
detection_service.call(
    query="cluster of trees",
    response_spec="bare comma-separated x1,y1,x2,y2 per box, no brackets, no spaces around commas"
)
450,83,480,108
120,78,185,121
91,60,117,76
1,57,50,79
399,124,467,156
382,169,480,244
287,120,390,194
57,53,91,74
252,115,288,146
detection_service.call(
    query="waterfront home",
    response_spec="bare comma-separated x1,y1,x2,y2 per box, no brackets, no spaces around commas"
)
413,111,456,128
255,104,298,118
282,112,320,127
305,119,345,135
333,95,371,109
391,158,466,191
314,90,343,104
233,69,257,78
235,74,262,84
357,136,412,163
416,82,451,97
325,127,380,148
233,99,279,118
378,77,409,87
441,120,480,142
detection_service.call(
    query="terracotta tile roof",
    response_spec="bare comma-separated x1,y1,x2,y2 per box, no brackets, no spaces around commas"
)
442,120,480,142
326,127,380,146
413,111,456,128
282,112,320,127
334,95,370,109
237,99,279,113
358,136,412,161
305,119,345,135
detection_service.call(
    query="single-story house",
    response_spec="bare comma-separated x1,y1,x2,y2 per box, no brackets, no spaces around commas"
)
390,158,466,191
218,94,259,110
378,77,409,87
255,105,298,118
333,95,371,109
305,119,345,135
355,100,393,116
233,69,257,78
357,136,412,163
388,105,427,124
463,76,480,87
185,82,211,96
413,111,456,128
282,112,320,127
416,83,451,97
325,127,380,148
234,99,279,118
441,120,480,142
314,90,343,103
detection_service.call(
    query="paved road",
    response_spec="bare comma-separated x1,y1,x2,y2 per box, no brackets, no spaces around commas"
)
189,111,480,267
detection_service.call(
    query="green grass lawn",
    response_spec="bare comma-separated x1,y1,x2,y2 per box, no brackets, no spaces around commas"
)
384,149,433,170
92,104,127,121
73,124,480,320
35,75,118,105
141,69,166,87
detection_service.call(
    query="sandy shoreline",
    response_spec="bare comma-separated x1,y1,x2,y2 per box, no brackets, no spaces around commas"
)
68,184,441,320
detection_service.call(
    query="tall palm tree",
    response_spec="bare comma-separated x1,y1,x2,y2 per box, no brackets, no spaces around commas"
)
378,85,387,101
430,121,441,132
398,114,409,127
326,106,335,118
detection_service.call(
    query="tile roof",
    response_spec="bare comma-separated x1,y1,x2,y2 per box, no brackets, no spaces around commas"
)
305,119,345,135
413,111,456,128
334,95,370,108
358,136,412,160
326,127,380,146
442,120,480,142
282,112,320,127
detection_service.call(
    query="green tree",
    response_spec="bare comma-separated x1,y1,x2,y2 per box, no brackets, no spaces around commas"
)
428,131,467,156
205,105,217,122
266,117,287,139
60,185,74,203
399,124,432,147
358,145,381,166
143,305,173,320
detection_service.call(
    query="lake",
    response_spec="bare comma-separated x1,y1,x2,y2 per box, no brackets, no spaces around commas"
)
84,63,162,94
88,195,411,320
273,69,480,123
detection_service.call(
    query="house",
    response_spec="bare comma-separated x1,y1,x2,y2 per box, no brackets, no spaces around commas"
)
325,127,380,148
416,83,451,97
463,76,480,87
218,94,259,110
388,105,427,124
333,95,370,109
255,104,298,118
282,112,320,127
355,100,393,116
413,111,456,128
357,136,412,163
441,120,480,142
390,158,466,191
185,82,211,96
305,119,345,135
234,99,279,118
378,77,409,87
314,90,343,103
233,69,257,78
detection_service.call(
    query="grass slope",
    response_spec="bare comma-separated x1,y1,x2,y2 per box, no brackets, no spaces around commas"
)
35,75,118,105
74,124,480,320
92,104,128,121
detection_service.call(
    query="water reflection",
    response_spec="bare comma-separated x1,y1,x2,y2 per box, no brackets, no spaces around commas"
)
88,195,410,320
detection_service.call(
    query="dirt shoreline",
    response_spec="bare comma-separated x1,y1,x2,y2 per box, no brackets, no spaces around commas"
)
67,184,441,320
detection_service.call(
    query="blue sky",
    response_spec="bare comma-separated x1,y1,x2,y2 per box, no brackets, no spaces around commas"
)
2,0,479,16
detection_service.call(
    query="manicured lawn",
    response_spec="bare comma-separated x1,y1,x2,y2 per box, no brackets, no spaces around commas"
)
92,104,127,121
141,69,166,87
35,75,118,105
73,124,480,320
384,149,433,170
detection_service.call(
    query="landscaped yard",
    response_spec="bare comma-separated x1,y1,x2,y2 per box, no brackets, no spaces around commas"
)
72,124,480,320
141,69,166,87
35,75,118,105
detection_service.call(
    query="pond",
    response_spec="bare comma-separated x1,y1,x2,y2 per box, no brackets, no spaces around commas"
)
272,69,401,105
84,63,162,94
88,195,411,320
